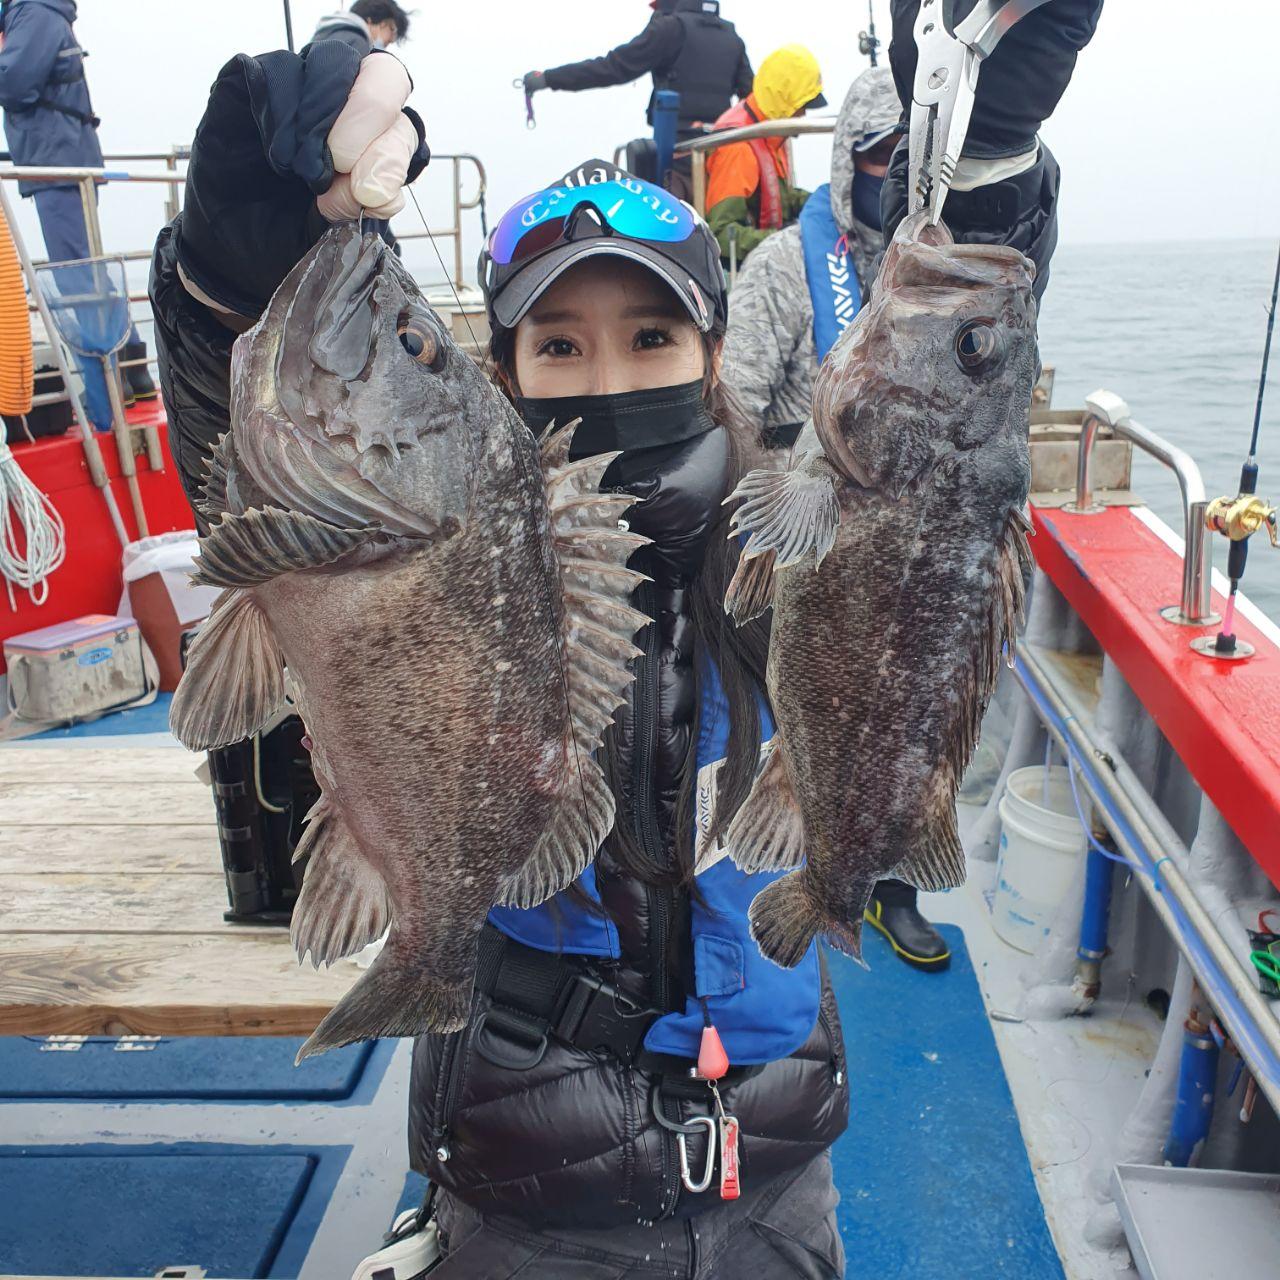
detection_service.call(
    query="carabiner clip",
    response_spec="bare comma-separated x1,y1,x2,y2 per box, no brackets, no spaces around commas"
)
676,1114,717,1194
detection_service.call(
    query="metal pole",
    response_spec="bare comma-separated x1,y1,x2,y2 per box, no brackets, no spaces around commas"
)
692,153,707,217
282,0,296,52
0,179,128,546
77,175,103,258
1016,645,1280,1119
452,157,463,290
103,354,149,538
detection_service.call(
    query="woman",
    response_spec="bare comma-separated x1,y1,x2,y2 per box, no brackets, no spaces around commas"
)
152,48,847,1280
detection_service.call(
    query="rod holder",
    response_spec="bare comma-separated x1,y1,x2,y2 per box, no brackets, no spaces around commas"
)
1068,388,1216,626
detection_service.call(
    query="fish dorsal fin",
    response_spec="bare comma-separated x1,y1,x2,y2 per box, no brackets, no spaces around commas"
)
486,421,651,910
727,451,841,572
199,432,236,520
542,420,651,756
290,796,392,966
192,506,377,589
722,736,807,873
169,590,285,749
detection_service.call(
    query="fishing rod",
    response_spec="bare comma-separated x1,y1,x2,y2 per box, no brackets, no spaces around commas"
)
859,1,881,66
1203,242,1280,658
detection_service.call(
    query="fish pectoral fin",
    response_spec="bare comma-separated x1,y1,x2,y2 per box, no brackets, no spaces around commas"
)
724,548,777,624
891,807,966,893
290,798,392,967
199,431,237,520
495,746,613,909
724,738,807,873
726,452,841,572
192,505,377,589
169,589,285,749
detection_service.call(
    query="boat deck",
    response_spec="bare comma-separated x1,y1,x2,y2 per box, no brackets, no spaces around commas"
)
0,729,356,1040
0,710,1082,1279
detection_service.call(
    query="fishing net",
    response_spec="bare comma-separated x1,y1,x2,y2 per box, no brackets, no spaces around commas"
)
33,256,131,433
34,256,132,358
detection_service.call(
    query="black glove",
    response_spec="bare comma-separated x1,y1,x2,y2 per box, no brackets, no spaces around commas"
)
881,137,1061,302
173,44,430,319
149,44,429,518
523,70,548,94
888,0,1103,158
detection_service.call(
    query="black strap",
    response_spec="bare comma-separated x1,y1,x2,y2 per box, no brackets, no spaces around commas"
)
474,925,660,1068
18,97,101,128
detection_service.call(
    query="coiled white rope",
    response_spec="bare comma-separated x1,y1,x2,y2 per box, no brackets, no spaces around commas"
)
0,432,66,609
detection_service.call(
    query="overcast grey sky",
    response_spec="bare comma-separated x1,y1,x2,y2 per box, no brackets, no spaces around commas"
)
8,1,1279,278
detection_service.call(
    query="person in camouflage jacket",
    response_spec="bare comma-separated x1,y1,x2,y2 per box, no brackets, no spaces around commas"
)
721,67,899,449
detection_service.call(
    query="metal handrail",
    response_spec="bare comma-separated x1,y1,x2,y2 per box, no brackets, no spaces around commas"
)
673,117,837,153
670,117,835,218
1069,389,1214,625
1017,644,1280,1119
0,151,487,289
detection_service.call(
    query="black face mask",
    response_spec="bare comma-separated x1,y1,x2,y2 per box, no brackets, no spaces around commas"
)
516,379,715,460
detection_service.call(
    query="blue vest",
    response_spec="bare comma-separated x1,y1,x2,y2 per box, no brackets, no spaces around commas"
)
488,664,821,1065
799,183,863,363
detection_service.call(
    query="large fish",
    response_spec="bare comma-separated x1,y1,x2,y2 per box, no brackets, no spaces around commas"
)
718,213,1036,968
171,226,649,1057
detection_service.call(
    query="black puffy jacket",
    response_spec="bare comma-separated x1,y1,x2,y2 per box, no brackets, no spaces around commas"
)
151,52,848,1231
408,427,849,1226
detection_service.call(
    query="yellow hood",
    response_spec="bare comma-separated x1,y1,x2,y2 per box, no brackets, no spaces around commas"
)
753,44,825,121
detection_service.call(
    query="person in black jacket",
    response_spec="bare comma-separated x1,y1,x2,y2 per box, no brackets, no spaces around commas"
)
0,0,157,421
522,0,753,140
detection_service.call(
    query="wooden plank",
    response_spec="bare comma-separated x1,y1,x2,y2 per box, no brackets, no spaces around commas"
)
0,933,357,1037
0,746,205,784
0,781,215,826
0,873,246,935
0,823,219,874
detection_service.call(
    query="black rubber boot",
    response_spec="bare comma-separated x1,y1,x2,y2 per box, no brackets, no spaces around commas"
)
121,340,158,401
865,879,951,971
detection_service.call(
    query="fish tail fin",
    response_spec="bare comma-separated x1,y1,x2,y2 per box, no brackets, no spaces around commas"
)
748,873,868,971
295,941,472,1063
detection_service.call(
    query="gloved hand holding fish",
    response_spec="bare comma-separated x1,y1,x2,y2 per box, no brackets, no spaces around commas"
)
719,212,1037,969
170,225,650,1059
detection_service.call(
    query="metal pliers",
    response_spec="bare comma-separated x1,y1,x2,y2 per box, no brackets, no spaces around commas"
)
909,0,1053,223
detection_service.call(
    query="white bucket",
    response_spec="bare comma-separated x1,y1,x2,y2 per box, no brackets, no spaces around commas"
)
993,765,1087,953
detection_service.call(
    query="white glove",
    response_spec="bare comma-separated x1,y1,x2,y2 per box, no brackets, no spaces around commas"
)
316,53,423,222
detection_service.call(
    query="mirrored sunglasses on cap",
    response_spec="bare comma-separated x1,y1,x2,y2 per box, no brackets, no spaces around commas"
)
488,177,698,266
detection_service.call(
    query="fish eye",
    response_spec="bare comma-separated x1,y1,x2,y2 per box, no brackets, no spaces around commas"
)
398,318,441,369
954,319,1005,376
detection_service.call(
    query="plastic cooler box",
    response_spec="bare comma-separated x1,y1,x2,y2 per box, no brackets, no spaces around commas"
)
4,613,149,723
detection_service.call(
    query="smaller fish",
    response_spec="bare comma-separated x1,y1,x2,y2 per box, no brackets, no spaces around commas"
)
719,214,1037,968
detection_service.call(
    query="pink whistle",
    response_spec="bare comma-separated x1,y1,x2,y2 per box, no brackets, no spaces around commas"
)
697,1024,729,1080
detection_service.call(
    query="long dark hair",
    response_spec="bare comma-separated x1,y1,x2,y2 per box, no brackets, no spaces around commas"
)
489,325,771,893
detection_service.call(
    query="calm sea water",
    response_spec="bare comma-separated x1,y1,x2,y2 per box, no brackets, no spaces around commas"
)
1038,238,1280,623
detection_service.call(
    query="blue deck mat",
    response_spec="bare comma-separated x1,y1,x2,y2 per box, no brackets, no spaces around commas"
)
389,929,1060,1276
0,1143,348,1278
0,1037,382,1102
17,691,175,740
830,923,1062,1278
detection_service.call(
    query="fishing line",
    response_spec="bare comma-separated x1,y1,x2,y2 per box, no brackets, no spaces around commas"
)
405,184,599,844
